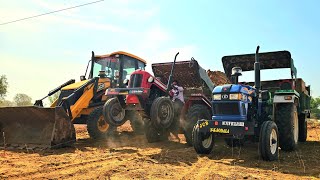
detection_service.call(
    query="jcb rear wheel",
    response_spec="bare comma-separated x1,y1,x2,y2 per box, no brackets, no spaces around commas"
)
87,106,115,139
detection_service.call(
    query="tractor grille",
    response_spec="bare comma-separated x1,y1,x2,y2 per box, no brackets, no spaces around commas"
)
129,74,142,88
213,102,240,115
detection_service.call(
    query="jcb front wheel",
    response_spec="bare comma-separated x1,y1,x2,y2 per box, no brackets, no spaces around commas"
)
87,106,115,139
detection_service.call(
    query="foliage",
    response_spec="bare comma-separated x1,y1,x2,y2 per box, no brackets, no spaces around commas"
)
0,100,15,107
0,75,8,98
13,93,32,106
311,97,320,119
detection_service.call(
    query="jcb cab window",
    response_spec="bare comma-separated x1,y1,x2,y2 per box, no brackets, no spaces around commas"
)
138,61,145,70
93,57,120,79
122,58,136,81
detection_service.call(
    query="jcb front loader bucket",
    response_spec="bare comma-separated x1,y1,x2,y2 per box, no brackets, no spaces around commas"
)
0,106,75,149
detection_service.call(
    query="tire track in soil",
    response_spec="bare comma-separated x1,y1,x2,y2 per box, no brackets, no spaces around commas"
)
40,156,143,180
2,123,320,179
6,152,139,180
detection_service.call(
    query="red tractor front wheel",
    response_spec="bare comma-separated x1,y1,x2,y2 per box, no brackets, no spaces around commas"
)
150,97,175,129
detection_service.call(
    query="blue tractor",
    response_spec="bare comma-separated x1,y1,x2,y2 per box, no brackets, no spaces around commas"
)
192,46,311,161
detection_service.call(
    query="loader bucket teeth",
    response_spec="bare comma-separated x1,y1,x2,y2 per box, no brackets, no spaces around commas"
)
0,106,75,149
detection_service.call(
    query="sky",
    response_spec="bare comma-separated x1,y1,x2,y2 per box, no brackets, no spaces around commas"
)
0,0,319,102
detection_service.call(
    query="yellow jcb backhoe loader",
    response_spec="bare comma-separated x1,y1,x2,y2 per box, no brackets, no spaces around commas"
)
0,51,147,148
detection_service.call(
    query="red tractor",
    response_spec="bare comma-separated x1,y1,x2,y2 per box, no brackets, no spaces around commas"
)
103,53,219,145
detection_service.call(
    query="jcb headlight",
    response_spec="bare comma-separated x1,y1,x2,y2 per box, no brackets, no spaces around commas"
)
229,93,241,100
213,94,221,100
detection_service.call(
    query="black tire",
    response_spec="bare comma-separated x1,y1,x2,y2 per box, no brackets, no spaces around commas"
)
184,104,211,146
192,124,214,154
298,114,307,142
145,120,168,143
128,111,144,134
259,121,279,161
103,97,126,126
275,103,298,151
224,138,244,147
87,106,115,139
150,97,174,129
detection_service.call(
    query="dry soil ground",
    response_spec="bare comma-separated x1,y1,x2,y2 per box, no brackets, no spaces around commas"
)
1,120,320,180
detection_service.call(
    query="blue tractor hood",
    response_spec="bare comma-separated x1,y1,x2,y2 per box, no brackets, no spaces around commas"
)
213,84,256,96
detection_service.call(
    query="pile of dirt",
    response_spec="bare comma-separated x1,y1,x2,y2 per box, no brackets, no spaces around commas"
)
207,69,231,86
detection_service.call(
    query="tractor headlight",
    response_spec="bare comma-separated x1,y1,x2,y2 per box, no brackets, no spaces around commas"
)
147,76,154,83
230,93,242,100
213,94,221,100
232,67,242,76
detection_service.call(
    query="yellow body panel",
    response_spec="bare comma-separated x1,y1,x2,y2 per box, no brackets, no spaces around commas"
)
62,80,89,90
69,77,111,120
70,83,94,121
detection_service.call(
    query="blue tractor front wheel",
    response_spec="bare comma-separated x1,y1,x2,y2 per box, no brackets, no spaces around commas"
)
192,124,214,154
259,121,279,161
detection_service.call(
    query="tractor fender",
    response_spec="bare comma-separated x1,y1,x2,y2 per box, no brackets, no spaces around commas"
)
273,94,299,104
183,95,212,119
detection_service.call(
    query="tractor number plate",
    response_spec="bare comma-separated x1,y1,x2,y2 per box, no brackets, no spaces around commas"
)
210,128,230,134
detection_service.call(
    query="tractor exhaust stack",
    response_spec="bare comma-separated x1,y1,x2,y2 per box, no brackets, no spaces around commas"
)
254,46,261,93
166,52,179,95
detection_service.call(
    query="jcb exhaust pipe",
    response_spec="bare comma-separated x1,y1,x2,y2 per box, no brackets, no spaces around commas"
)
48,79,76,96
254,46,261,93
34,79,76,106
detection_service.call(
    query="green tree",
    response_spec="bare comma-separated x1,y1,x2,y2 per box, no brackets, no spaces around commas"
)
0,100,15,107
0,75,8,100
13,93,32,106
311,97,320,119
